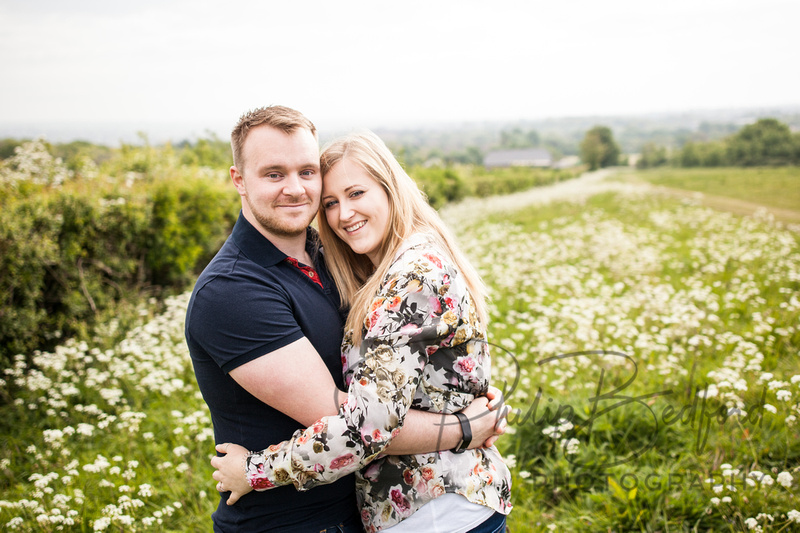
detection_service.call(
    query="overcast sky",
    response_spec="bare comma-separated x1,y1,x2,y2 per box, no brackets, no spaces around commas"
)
1,0,798,139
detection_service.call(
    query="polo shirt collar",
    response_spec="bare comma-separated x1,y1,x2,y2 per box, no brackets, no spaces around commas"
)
231,211,317,267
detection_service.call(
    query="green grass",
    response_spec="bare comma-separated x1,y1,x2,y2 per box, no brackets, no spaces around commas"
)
633,166,800,212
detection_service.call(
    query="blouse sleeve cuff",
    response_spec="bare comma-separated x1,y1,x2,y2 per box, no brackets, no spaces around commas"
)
245,449,288,491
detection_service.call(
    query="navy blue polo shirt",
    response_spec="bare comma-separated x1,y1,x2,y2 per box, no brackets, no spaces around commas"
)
186,212,357,532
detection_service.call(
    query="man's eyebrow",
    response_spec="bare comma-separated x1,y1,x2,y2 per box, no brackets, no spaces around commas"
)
255,162,320,175
255,164,286,174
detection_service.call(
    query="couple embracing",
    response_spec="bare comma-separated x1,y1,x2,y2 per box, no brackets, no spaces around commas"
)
186,106,512,532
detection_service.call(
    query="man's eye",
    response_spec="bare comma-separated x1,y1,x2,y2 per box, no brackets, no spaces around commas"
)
266,173,281,179
301,170,316,177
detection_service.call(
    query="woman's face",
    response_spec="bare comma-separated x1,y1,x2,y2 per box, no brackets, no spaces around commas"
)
322,158,391,266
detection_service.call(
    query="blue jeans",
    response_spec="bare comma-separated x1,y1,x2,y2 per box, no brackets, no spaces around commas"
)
319,512,364,533
465,512,507,533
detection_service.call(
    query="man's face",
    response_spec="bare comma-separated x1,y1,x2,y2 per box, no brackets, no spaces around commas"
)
232,125,321,240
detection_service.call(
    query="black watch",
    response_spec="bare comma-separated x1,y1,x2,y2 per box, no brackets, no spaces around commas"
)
451,411,472,453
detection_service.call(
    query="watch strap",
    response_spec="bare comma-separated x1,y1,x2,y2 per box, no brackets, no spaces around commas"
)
452,411,472,453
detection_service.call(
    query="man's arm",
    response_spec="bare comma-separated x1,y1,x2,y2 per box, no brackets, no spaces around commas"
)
215,340,504,505
229,337,501,453
228,337,341,426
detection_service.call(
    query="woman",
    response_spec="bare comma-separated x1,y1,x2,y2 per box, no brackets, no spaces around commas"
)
212,131,512,532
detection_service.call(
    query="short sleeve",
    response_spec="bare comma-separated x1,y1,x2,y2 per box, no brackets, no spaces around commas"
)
187,275,304,374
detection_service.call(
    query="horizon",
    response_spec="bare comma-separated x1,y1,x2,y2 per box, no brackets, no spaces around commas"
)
2,104,799,147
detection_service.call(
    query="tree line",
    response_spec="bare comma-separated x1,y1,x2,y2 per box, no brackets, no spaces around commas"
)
637,118,800,168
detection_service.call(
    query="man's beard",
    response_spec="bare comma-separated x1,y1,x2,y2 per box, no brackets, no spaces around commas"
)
247,196,316,238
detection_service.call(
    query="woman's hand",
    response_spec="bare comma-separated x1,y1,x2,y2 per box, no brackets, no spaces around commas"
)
210,443,252,505
483,385,510,448
462,385,510,449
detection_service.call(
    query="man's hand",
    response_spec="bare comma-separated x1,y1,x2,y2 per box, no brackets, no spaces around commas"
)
463,385,510,449
211,443,253,505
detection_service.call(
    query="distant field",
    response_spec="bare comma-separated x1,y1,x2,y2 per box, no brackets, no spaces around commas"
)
632,167,800,212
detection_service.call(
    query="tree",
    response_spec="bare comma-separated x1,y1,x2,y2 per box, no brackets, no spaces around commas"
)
637,143,669,169
580,126,620,170
726,118,796,166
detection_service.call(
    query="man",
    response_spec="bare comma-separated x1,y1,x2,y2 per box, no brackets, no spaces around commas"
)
186,106,501,532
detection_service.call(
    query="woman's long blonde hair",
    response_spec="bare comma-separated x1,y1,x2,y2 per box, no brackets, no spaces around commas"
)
317,131,488,341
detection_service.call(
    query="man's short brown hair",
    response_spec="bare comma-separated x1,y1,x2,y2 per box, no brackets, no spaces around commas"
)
231,106,317,170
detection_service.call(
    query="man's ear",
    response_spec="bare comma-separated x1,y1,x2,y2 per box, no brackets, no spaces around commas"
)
230,166,246,197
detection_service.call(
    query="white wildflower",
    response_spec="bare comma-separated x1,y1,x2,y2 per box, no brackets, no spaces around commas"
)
777,472,793,488
562,438,580,455
173,446,190,457
767,380,789,390
93,516,111,531
776,390,791,402
76,423,95,436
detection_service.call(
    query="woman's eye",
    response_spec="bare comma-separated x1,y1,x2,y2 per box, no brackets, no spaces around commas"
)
350,190,364,198
323,200,338,209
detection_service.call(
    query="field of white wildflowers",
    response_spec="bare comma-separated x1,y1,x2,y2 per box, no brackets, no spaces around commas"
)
446,187,799,531
1,177,798,532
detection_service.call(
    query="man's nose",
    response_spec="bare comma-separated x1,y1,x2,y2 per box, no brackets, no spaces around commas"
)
282,174,305,196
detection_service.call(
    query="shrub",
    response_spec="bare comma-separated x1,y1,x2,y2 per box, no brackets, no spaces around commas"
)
410,166,468,208
0,142,238,367
468,167,579,197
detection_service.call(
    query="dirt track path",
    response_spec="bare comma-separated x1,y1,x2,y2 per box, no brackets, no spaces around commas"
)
438,168,636,222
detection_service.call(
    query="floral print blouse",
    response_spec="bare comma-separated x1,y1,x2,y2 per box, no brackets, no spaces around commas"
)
245,233,512,531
